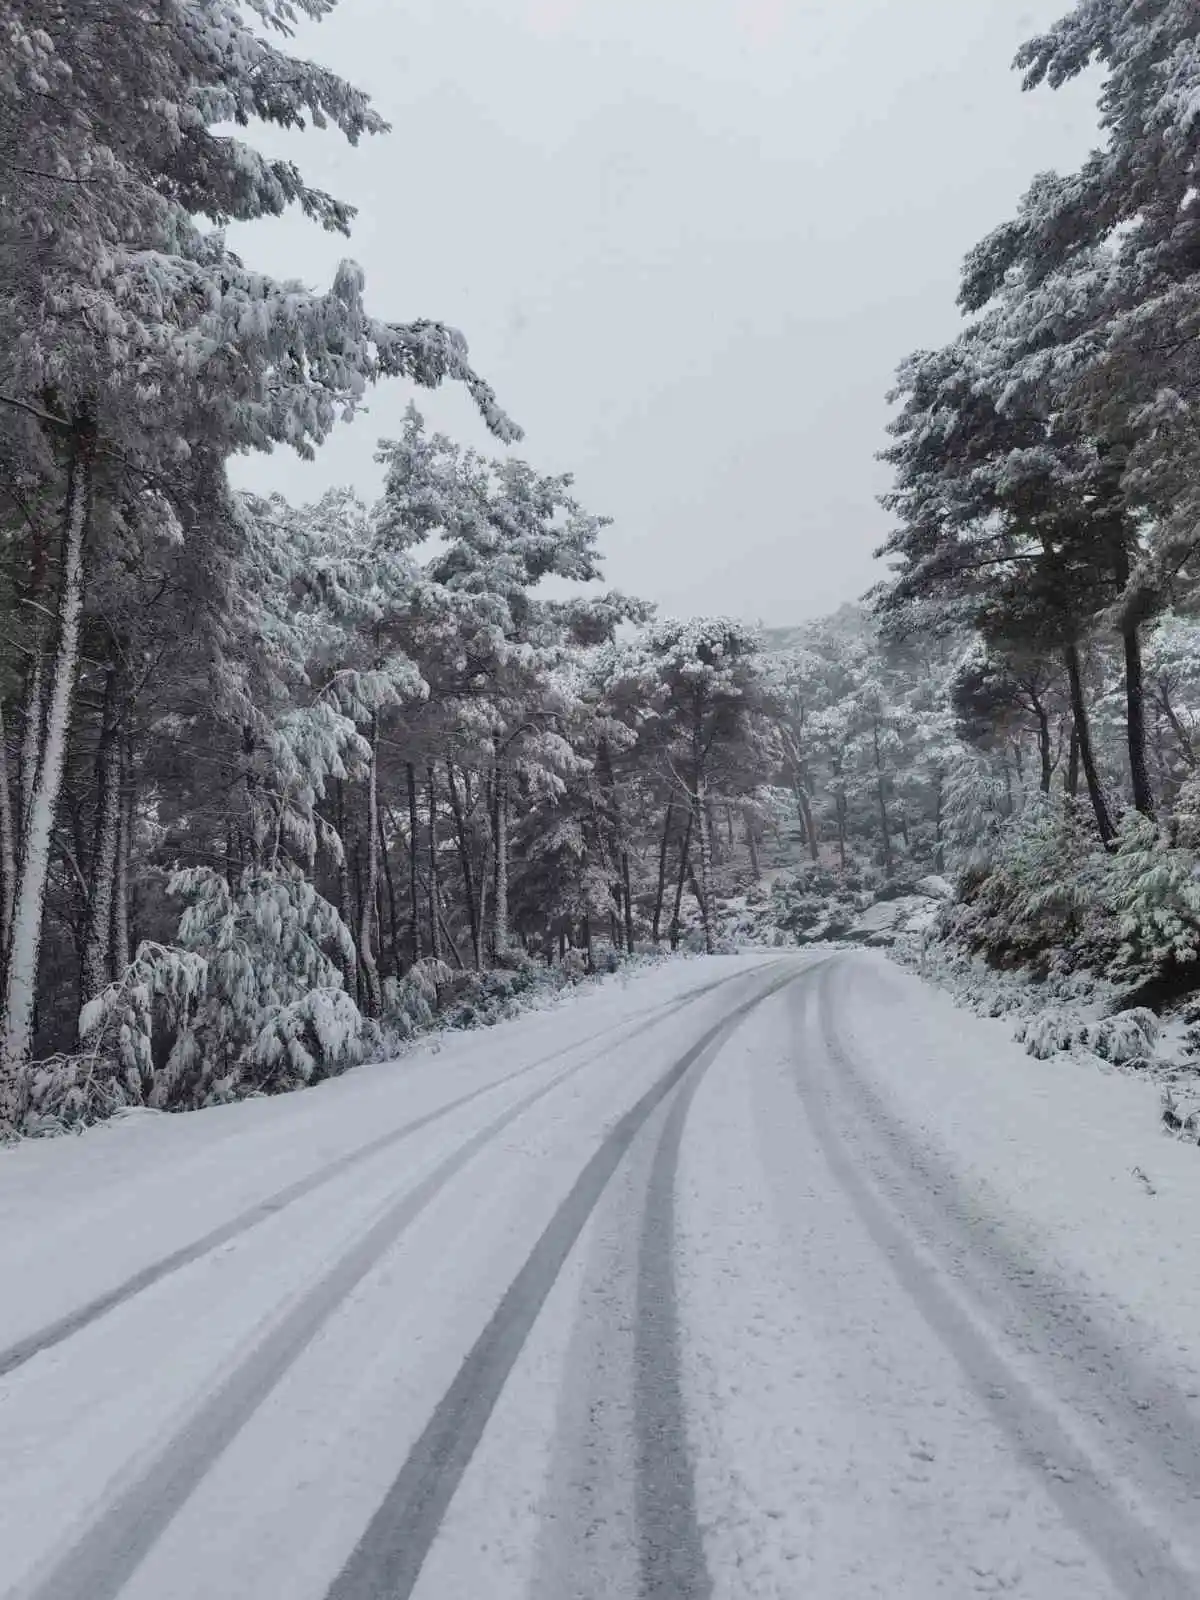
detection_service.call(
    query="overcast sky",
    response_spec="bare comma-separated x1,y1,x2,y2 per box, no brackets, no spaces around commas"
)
230,0,1102,628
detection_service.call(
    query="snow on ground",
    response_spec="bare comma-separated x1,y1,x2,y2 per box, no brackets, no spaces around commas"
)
0,955,781,1600
679,978,1116,1597
5,948,1200,1597
829,953,1200,1396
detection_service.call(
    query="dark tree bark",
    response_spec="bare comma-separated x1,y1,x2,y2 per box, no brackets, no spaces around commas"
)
446,760,480,969
426,763,443,963
111,733,133,977
406,762,422,967
669,811,694,951
377,803,401,980
357,721,382,1020
651,802,675,944
1029,691,1053,794
873,723,894,878
1063,642,1116,844
1123,624,1155,817
80,657,124,1010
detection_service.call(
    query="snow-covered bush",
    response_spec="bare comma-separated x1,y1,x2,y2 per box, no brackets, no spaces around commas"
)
439,959,579,1031
1013,1006,1159,1066
383,959,454,1041
940,799,1109,973
1106,815,1200,985
162,866,367,1104
20,943,207,1133
767,864,875,944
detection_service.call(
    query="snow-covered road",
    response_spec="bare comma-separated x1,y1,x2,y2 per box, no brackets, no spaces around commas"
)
4,951,1200,1598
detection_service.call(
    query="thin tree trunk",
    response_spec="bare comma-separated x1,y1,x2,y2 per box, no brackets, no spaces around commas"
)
1063,642,1115,843
620,849,635,953
80,660,123,1011
1123,624,1155,817
1066,724,1081,799
872,722,894,877
427,764,443,963
696,787,714,953
446,760,480,969
1110,531,1155,819
669,811,694,951
835,788,848,873
799,785,819,863
491,760,509,959
111,735,132,977
333,781,360,1003
1,405,96,1103
406,763,422,968
17,649,44,835
358,721,382,1019
744,807,760,875
1032,697,1053,794
1159,687,1196,771
651,802,674,943
934,773,945,874
377,805,401,981
0,705,15,956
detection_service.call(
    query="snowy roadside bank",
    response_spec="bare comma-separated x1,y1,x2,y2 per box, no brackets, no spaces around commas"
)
823,952,1200,1422
889,932,1200,1148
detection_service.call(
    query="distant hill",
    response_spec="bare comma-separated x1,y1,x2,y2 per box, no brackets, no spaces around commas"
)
760,603,869,654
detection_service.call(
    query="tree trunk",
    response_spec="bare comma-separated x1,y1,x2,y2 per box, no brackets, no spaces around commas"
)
934,773,945,874
798,785,819,863
489,761,508,960
695,776,714,955
17,650,44,837
835,789,848,873
669,811,694,951
620,849,634,953
651,803,674,944
1066,724,1081,799
111,735,132,977
377,803,401,981
1123,624,1155,817
80,659,124,1012
1032,696,1052,794
1109,531,1155,818
426,764,443,963
872,722,894,878
446,761,480,969
406,763,422,968
358,722,382,1019
333,781,360,1003
0,706,15,957
1,405,96,1104
744,807,760,875
1063,642,1116,844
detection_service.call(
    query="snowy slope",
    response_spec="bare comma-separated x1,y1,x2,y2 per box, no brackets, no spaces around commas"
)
3,951,1200,1598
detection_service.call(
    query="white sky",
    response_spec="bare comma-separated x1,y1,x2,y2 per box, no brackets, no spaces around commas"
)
230,0,1101,628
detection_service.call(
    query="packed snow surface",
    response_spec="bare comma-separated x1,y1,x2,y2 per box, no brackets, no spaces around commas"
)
3,950,1200,1598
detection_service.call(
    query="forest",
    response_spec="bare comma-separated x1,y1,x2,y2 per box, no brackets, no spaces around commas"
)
2,0,1200,1135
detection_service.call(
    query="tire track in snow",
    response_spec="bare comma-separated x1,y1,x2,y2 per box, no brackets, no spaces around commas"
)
0,969,749,1383
14,973,765,1600
633,1017,722,1599
323,965,801,1600
782,959,1199,1599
